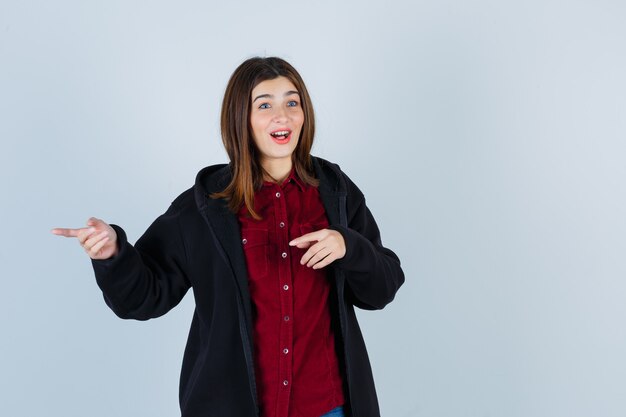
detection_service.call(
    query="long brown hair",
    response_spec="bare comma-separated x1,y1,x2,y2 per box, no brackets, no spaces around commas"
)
211,57,318,219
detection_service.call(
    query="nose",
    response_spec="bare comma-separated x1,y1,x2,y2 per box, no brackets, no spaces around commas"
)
272,106,288,123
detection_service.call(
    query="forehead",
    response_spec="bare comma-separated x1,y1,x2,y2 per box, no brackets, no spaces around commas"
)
251,76,299,99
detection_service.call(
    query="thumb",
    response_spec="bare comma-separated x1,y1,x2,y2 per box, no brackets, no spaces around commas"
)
87,217,100,226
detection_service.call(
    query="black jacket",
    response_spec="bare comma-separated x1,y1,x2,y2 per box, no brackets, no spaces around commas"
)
91,156,404,417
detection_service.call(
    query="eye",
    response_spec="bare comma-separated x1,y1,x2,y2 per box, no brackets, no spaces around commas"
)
258,103,270,109
287,100,299,107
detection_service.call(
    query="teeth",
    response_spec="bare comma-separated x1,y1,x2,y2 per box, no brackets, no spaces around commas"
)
271,130,290,137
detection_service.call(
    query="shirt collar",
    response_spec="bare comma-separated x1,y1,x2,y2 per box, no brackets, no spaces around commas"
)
262,166,306,192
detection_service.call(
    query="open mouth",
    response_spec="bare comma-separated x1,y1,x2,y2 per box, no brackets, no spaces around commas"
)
270,130,292,141
270,129,291,143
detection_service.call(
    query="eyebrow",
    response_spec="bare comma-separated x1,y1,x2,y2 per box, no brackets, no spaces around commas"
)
252,90,300,103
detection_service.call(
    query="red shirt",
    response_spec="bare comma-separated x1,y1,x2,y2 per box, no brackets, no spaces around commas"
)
237,168,345,417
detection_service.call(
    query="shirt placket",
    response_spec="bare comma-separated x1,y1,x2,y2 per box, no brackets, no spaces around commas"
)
274,185,294,417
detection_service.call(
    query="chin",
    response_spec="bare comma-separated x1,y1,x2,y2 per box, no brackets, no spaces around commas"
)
269,144,298,159
268,153,295,162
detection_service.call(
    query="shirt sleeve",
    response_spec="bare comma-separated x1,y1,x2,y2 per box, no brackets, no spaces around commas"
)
90,202,191,320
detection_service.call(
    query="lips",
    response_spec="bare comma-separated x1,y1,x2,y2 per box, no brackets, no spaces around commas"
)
269,129,292,144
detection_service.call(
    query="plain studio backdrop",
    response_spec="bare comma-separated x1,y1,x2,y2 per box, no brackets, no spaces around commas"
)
1,1,625,416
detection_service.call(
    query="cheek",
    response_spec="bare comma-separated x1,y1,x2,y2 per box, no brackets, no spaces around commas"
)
294,112,305,130
250,115,269,136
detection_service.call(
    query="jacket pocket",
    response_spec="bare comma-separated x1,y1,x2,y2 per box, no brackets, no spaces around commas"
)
241,228,269,280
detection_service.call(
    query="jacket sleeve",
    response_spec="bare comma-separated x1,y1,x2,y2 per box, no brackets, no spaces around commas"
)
90,202,191,321
329,173,405,311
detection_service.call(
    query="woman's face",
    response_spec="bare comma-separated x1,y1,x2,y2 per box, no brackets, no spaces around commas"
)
249,76,304,169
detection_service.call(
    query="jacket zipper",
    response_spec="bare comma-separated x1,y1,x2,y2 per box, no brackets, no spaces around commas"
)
336,193,355,417
236,292,260,416
198,194,260,415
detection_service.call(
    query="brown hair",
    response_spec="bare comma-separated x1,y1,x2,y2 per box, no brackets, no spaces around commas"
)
211,57,318,219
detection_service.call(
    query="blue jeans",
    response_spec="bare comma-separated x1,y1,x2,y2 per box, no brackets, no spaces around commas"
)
320,406,344,417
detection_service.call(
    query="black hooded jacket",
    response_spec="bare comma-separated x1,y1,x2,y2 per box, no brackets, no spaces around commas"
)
91,156,404,417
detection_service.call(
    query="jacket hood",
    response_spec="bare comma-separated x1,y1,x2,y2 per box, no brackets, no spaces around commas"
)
194,162,231,197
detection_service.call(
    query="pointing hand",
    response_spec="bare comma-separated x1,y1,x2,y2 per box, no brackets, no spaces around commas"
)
51,217,118,260
289,229,346,269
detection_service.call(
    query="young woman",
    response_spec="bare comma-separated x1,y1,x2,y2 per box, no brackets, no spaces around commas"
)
52,57,404,417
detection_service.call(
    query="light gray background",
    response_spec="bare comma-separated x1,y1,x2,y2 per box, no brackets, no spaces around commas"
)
2,0,625,416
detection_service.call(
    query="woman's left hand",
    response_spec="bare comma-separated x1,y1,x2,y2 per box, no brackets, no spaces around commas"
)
289,229,346,269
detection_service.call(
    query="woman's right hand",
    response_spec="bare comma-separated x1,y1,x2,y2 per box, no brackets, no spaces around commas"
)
51,217,119,260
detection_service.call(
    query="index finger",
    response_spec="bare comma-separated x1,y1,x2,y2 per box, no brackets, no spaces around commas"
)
50,227,87,238
289,229,327,247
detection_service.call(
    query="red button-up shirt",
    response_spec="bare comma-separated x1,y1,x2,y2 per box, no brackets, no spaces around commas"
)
237,168,345,417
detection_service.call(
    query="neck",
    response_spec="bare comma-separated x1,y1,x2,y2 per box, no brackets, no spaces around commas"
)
261,158,293,184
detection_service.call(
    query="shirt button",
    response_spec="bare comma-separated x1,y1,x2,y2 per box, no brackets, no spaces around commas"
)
283,284,289,290
275,192,281,198
279,222,285,228
241,238,247,245
281,252,287,258
283,380,289,386
283,348,289,354
284,315,290,321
